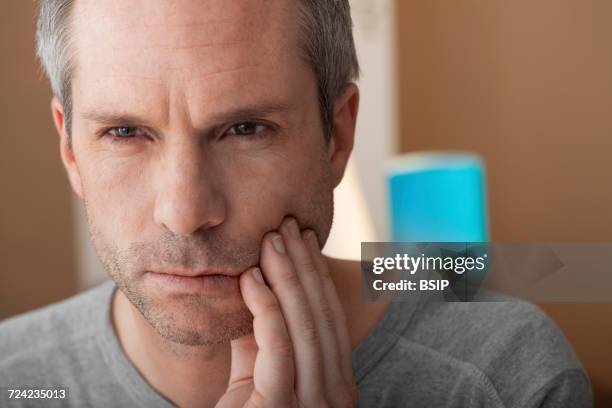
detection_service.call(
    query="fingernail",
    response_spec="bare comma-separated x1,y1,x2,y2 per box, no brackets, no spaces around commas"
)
272,234,286,253
252,267,264,284
304,230,318,246
286,218,300,239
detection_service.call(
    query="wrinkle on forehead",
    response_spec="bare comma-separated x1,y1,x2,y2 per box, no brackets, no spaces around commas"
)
73,0,293,61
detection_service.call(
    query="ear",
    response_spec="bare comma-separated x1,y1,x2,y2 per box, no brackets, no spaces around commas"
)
327,83,359,188
51,97,84,200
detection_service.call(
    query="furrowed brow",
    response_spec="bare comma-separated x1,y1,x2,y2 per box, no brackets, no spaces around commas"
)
80,101,294,130
80,111,150,126
208,102,294,124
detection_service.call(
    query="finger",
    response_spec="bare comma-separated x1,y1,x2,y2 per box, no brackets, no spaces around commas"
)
303,230,354,386
228,334,257,387
260,232,325,405
279,219,344,398
239,266,295,404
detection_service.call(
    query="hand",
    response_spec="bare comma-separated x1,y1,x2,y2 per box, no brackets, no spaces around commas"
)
215,217,357,408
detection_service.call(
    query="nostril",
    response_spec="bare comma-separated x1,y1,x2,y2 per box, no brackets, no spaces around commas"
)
153,189,226,237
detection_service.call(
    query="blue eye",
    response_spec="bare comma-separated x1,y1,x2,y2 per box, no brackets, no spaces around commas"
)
109,127,143,138
226,122,268,136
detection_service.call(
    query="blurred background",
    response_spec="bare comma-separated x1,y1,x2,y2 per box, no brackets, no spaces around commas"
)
1,0,610,405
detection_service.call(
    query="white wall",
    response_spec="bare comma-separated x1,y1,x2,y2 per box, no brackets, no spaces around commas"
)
323,0,398,258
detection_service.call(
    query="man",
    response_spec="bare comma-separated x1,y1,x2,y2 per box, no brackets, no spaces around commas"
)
0,0,592,407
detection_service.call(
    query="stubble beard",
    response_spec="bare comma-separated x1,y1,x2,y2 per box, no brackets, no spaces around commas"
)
88,221,257,346
83,156,335,347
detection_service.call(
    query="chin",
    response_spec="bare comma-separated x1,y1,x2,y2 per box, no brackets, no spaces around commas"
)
141,292,254,346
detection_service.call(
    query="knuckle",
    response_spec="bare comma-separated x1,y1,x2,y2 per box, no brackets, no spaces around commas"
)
254,320,293,359
301,318,319,346
319,303,336,332
253,320,291,357
260,297,282,315
272,268,301,291
271,340,294,359
284,270,302,289
300,257,317,274
319,266,333,282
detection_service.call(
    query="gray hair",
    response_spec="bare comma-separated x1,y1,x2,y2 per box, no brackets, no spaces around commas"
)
36,0,75,139
35,0,359,140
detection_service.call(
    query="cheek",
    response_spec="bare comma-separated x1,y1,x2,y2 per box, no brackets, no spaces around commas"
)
221,143,334,239
78,152,154,243
220,154,295,235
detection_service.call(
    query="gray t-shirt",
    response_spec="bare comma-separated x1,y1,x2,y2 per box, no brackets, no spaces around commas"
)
0,281,592,407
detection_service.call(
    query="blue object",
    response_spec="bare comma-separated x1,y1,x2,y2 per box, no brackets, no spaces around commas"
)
387,151,489,242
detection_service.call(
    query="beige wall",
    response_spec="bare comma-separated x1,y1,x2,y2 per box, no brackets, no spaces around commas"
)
0,1,76,320
1,0,610,403
395,0,612,404
396,0,612,240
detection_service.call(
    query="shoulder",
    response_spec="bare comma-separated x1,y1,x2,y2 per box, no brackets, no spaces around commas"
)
0,281,114,353
395,299,592,407
406,299,578,368
0,281,115,380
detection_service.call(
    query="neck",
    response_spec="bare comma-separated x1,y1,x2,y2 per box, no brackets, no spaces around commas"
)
111,256,388,408
112,288,231,407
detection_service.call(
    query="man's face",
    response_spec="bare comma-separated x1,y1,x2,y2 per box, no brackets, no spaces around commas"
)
63,0,343,346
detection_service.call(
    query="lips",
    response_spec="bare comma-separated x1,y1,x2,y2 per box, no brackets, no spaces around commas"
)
145,270,241,292
147,269,242,278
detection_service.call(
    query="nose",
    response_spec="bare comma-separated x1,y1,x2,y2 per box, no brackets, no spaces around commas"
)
153,140,226,236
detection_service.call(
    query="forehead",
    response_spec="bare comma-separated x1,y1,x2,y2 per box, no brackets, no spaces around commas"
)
71,0,309,119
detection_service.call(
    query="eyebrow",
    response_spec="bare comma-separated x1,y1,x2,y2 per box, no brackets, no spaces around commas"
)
81,111,148,127
80,101,294,130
